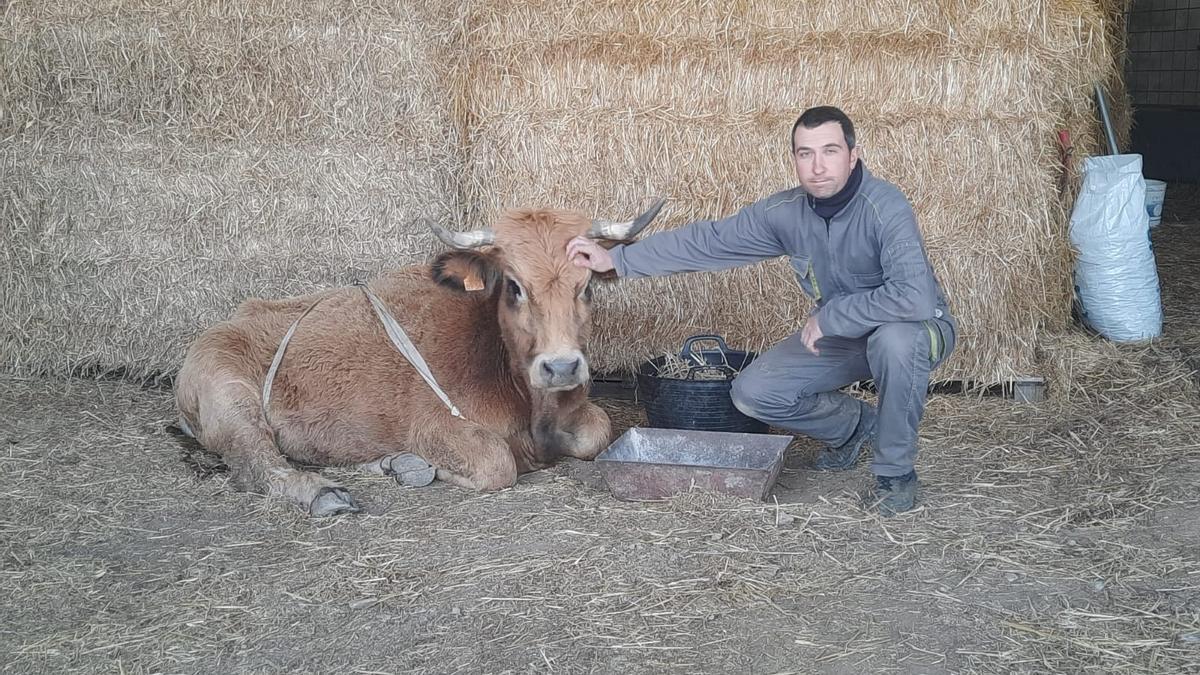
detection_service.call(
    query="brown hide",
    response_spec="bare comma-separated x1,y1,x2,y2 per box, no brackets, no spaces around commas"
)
174,208,612,509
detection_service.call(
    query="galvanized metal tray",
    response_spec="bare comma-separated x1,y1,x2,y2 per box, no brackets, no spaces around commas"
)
595,427,792,502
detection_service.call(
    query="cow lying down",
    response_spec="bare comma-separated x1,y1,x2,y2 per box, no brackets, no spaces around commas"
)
174,201,664,516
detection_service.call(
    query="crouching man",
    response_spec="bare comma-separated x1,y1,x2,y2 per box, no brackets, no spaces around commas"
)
568,106,957,516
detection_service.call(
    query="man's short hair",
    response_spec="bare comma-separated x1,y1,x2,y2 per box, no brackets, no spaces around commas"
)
791,106,856,151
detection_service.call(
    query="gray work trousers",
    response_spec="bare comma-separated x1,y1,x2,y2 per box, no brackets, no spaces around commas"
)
729,318,956,477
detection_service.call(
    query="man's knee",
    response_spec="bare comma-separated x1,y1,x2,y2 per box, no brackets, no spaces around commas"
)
730,371,765,418
730,369,789,419
731,371,816,420
867,322,926,364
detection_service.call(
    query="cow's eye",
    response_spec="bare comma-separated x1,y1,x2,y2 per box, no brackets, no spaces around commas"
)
507,278,525,301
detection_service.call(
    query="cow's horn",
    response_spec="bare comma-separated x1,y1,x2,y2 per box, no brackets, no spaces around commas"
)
429,223,495,249
588,197,667,240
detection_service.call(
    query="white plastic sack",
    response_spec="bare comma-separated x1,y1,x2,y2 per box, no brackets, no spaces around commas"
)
1068,154,1162,342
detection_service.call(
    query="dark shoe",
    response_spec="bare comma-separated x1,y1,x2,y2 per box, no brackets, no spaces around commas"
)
813,402,877,471
873,470,918,517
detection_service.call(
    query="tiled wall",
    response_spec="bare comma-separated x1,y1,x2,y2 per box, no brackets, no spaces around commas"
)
1126,0,1200,107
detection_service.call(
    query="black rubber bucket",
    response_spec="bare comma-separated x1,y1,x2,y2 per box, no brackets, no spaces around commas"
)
636,335,768,433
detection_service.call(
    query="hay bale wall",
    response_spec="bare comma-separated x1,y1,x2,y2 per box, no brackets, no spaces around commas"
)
2,1,1128,385
1,1,464,376
461,0,1124,383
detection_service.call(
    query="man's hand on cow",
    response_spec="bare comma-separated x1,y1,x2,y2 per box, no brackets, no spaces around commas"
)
802,314,824,355
567,237,615,273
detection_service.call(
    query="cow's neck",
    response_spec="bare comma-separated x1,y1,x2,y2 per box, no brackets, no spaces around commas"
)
527,385,588,458
528,386,587,419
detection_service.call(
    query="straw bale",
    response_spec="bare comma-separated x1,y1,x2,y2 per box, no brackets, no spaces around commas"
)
1,0,1131,384
462,0,1101,46
461,0,1122,383
0,1,464,377
1,1,459,143
1,129,459,376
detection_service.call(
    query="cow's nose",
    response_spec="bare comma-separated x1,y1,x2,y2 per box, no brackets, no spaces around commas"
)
541,357,581,381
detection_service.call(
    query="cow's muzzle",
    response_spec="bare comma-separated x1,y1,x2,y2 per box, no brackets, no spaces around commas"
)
530,352,589,391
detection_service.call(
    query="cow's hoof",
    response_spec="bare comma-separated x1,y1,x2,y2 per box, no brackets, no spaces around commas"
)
386,453,436,488
309,487,361,517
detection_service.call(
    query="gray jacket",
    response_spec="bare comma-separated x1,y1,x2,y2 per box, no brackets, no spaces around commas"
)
610,165,955,339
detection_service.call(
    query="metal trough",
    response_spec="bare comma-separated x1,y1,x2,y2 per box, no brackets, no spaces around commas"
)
595,427,792,502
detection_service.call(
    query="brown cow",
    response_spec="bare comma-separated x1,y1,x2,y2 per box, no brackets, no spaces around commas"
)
174,200,664,516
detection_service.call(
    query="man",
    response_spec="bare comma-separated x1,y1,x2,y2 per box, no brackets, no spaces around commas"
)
567,106,956,516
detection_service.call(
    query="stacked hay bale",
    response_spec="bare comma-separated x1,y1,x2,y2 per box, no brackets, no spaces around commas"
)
460,0,1123,383
1,1,463,377
1,0,1128,385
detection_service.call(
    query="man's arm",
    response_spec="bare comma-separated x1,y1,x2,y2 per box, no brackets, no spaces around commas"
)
816,193,939,338
606,199,787,279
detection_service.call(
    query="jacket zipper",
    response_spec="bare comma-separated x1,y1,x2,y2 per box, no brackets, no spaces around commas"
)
822,216,840,296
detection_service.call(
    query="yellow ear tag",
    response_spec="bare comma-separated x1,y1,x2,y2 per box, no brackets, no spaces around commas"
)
463,271,485,292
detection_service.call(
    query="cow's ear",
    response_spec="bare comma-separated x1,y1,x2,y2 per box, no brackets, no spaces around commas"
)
431,250,502,294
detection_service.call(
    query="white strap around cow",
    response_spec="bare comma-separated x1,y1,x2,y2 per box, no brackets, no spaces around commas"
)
353,280,466,421
262,296,327,425
261,283,467,424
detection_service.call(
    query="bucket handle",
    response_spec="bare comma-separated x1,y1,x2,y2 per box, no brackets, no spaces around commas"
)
679,334,731,362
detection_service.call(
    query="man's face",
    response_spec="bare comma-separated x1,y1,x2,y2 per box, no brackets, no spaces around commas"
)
792,121,859,199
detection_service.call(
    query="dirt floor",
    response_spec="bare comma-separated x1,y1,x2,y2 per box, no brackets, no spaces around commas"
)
3,199,1200,673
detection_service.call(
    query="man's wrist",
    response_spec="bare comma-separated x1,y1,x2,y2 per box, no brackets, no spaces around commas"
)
608,244,628,277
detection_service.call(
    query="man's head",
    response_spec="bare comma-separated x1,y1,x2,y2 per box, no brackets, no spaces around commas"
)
790,106,859,199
